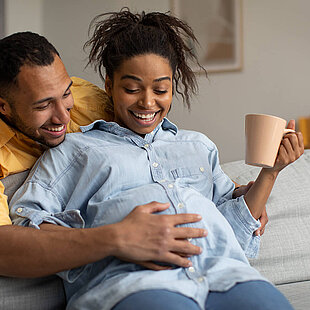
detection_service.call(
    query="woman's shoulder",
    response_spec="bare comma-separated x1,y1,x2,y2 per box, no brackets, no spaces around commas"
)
176,129,217,151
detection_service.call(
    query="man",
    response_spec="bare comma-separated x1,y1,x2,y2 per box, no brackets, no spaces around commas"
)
0,32,266,277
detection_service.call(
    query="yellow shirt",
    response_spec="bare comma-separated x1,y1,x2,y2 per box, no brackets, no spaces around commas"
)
0,77,113,225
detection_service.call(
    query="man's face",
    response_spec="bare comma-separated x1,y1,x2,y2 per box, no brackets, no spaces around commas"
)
0,56,73,147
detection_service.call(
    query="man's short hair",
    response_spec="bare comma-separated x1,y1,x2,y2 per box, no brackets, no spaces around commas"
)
0,31,60,101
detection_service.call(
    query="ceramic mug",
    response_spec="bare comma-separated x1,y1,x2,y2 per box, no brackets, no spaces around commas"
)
245,114,294,168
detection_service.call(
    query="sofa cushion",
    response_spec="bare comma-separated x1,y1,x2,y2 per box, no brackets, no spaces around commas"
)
0,275,66,310
277,280,310,310
221,150,310,285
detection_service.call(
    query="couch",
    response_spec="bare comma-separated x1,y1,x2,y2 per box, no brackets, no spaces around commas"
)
1,150,310,309
222,149,310,310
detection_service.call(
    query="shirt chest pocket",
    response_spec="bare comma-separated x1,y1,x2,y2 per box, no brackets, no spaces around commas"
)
170,165,213,197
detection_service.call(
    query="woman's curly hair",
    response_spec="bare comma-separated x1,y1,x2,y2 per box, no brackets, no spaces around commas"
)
84,8,207,109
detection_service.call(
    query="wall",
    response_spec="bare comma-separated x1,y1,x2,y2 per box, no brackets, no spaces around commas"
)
4,0,310,163
4,0,42,35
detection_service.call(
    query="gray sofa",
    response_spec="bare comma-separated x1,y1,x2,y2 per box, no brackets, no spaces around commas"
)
222,149,310,310
1,150,310,309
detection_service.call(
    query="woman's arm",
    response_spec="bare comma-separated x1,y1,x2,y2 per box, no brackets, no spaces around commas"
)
244,120,304,219
233,181,268,236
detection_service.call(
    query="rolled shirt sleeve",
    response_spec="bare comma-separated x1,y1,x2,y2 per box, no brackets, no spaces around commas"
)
10,178,88,283
10,181,85,229
209,143,261,258
216,196,261,258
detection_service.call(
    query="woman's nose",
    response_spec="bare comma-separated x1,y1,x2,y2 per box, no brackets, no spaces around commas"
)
138,91,155,108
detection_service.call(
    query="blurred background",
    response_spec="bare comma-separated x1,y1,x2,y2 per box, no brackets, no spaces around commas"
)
1,0,310,163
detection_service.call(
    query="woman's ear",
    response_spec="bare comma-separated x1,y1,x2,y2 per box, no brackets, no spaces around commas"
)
105,76,113,97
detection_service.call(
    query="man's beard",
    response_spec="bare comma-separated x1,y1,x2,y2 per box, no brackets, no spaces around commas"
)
1,111,65,148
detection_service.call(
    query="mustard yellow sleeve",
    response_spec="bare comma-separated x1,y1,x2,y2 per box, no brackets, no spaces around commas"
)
68,77,114,133
0,181,12,225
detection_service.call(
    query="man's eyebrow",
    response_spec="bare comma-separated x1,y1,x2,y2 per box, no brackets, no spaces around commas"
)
32,80,73,105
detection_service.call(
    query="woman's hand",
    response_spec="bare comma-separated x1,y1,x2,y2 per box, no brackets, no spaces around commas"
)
271,119,304,173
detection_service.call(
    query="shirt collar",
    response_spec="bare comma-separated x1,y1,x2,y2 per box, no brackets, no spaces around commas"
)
80,118,178,137
162,118,178,134
0,118,16,148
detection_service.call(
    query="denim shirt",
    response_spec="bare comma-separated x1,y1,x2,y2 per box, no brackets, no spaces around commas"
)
10,119,265,310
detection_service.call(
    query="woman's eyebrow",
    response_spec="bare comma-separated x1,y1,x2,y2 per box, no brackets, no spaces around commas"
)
120,75,141,81
154,77,171,82
120,75,171,83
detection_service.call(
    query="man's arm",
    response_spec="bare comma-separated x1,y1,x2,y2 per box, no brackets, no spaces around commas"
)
2,202,206,278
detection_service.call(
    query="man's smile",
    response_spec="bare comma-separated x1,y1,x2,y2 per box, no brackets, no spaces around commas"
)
41,124,67,136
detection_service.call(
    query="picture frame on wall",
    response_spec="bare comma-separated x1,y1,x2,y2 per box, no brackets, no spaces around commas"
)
0,0,4,39
170,0,243,73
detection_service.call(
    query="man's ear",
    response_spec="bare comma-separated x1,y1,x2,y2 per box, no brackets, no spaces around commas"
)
0,97,11,116
105,76,113,97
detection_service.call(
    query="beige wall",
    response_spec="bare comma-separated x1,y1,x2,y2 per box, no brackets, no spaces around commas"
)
4,0,310,163
4,0,42,34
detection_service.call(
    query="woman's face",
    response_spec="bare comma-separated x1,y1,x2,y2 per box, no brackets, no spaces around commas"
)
105,54,173,136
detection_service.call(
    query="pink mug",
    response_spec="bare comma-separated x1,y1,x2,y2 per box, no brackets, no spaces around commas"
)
245,114,294,168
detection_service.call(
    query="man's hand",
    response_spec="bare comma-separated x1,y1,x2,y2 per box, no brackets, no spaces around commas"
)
111,201,207,270
233,181,268,236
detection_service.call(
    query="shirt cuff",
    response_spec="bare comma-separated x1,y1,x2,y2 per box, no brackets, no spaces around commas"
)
233,196,261,258
233,196,261,233
11,207,85,229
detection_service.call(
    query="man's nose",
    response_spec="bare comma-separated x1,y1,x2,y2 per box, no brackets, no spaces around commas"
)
51,101,71,124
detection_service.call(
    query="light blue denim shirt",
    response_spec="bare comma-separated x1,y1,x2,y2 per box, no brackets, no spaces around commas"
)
10,119,265,310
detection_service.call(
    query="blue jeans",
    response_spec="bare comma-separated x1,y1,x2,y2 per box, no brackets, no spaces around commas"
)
112,281,293,310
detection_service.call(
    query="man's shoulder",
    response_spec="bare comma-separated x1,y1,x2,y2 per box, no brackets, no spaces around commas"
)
67,77,114,132
0,118,15,148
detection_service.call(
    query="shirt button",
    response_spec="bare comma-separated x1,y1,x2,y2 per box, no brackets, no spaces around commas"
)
168,184,174,189
177,203,184,209
152,162,159,168
144,144,150,148
160,179,166,183
187,238,192,242
199,167,205,172
188,266,195,273
17,207,23,213
198,277,204,283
